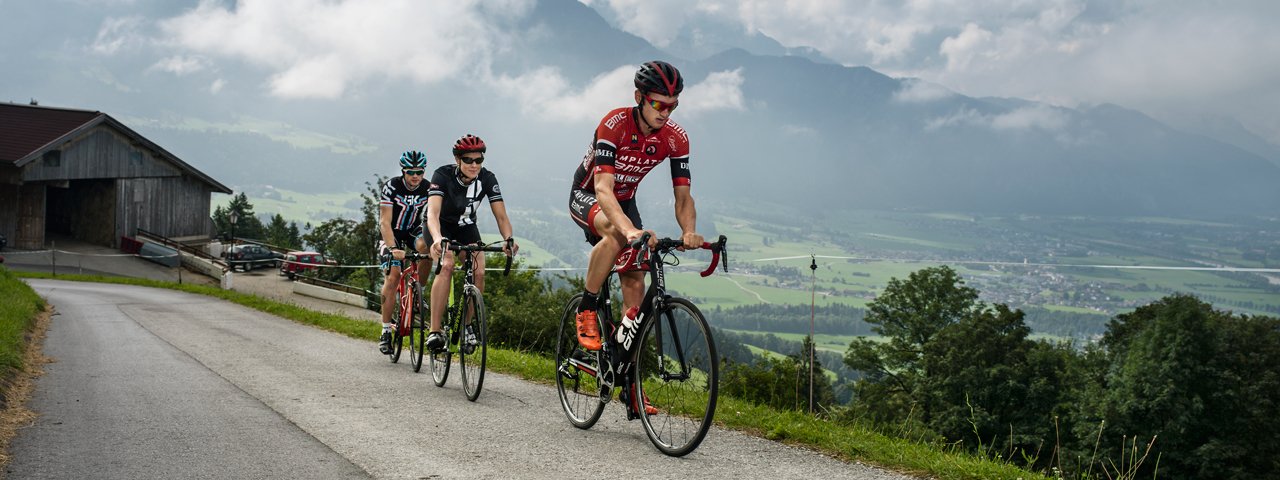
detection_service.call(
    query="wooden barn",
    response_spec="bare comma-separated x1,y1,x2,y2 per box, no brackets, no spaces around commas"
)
0,102,231,250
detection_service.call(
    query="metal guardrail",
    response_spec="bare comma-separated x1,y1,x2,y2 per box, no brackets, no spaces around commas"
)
135,228,227,268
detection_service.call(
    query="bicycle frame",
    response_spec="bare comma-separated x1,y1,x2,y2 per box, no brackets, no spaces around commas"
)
597,234,727,394
432,238,514,323
392,252,428,336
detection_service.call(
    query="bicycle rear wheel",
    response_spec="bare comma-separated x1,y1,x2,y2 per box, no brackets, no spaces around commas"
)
429,321,452,387
554,294,606,429
408,286,426,372
458,288,487,401
634,297,718,457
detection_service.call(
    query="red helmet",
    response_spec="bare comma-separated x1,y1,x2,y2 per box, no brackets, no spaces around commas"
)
452,134,486,156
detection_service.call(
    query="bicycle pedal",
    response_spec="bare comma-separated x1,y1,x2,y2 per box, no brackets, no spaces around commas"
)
598,387,612,405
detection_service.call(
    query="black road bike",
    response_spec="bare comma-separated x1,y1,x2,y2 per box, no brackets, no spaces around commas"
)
428,238,513,401
555,233,727,456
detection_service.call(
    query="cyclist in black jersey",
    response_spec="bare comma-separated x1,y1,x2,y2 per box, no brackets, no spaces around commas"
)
377,150,431,354
423,134,518,351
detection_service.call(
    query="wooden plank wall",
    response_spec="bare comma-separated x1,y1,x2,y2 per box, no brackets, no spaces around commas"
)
116,175,213,244
22,126,181,182
0,183,18,245
16,184,45,249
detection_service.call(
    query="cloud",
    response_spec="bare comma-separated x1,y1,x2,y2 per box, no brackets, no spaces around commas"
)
990,105,1069,131
91,16,147,54
489,65,747,122
893,78,954,103
939,23,993,73
592,0,699,48
926,105,1068,132
150,55,209,75
81,66,135,92
591,1,1280,143
154,0,532,99
680,68,746,115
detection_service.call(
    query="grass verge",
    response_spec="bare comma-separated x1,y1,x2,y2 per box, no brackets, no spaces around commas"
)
1,266,50,469
14,271,1046,479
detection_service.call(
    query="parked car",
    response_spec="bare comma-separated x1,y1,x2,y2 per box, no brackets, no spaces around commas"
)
226,244,282,272
278,251,337,279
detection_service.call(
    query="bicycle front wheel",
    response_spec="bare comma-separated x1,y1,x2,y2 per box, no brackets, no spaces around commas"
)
554,294,606,429
458,287,487,401
389,299,404,363
634,297,718,457
429,322,452,387
409,287,426,372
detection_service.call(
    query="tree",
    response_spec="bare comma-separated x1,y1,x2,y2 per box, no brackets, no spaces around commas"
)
844,266,983,424
212,193,265,241
295,177,384,289
265,213,302,250
1077,295,1280,479
794,336,838,412
843,266,1079,470
921,304,1076,464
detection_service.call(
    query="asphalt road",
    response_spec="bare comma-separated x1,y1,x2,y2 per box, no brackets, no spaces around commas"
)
9,279,914,480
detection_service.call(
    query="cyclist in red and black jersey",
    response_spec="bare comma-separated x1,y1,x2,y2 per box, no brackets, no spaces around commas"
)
568,61,704,373
377,150,431,354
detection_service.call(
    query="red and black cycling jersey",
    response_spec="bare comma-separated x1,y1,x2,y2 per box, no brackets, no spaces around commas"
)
379,175,429,235
572,106,690,201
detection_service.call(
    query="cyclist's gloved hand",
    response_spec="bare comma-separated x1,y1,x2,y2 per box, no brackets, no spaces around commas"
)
392,248,406,260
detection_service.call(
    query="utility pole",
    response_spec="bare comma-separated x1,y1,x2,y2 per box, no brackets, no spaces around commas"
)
809,254,817,414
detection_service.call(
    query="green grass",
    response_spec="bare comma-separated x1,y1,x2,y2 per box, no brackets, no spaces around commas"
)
1,267,46,373
17,271,1047,479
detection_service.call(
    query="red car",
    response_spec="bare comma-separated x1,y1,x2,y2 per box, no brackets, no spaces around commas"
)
279,251,336,279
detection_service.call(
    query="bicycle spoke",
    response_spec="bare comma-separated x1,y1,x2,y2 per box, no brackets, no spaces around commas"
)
635,298,718,457
555,294,606,429
460,289,488,401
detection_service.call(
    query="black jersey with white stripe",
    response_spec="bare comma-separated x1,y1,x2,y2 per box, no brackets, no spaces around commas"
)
379,175,429,234
426,165,503,228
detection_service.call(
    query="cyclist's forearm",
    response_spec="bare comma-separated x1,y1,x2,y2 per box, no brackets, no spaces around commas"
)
379,213,397,247
427,196,444,241
491,202,514,240
593,173,634,233
675,187,697,234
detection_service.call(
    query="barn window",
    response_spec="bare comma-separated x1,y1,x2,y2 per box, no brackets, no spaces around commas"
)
130,151,143,165
43,150,61,167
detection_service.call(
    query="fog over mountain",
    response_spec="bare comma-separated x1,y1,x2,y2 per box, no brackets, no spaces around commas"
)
5,0,1279,217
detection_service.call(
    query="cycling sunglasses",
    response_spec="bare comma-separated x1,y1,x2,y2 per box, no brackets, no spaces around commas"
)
644,94,678,113
402,169,425,176
459,156,484,165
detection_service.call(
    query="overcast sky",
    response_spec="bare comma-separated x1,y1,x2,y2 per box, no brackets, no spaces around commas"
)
584,0,1280,143
7,0,1280,145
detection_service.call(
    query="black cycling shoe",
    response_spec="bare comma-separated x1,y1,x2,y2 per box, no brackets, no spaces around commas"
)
426,331,446,352
378,330,393,354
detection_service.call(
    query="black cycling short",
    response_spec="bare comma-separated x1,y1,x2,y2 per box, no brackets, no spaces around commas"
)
568,188,642,246
379,229,424,271
424,222,482,247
